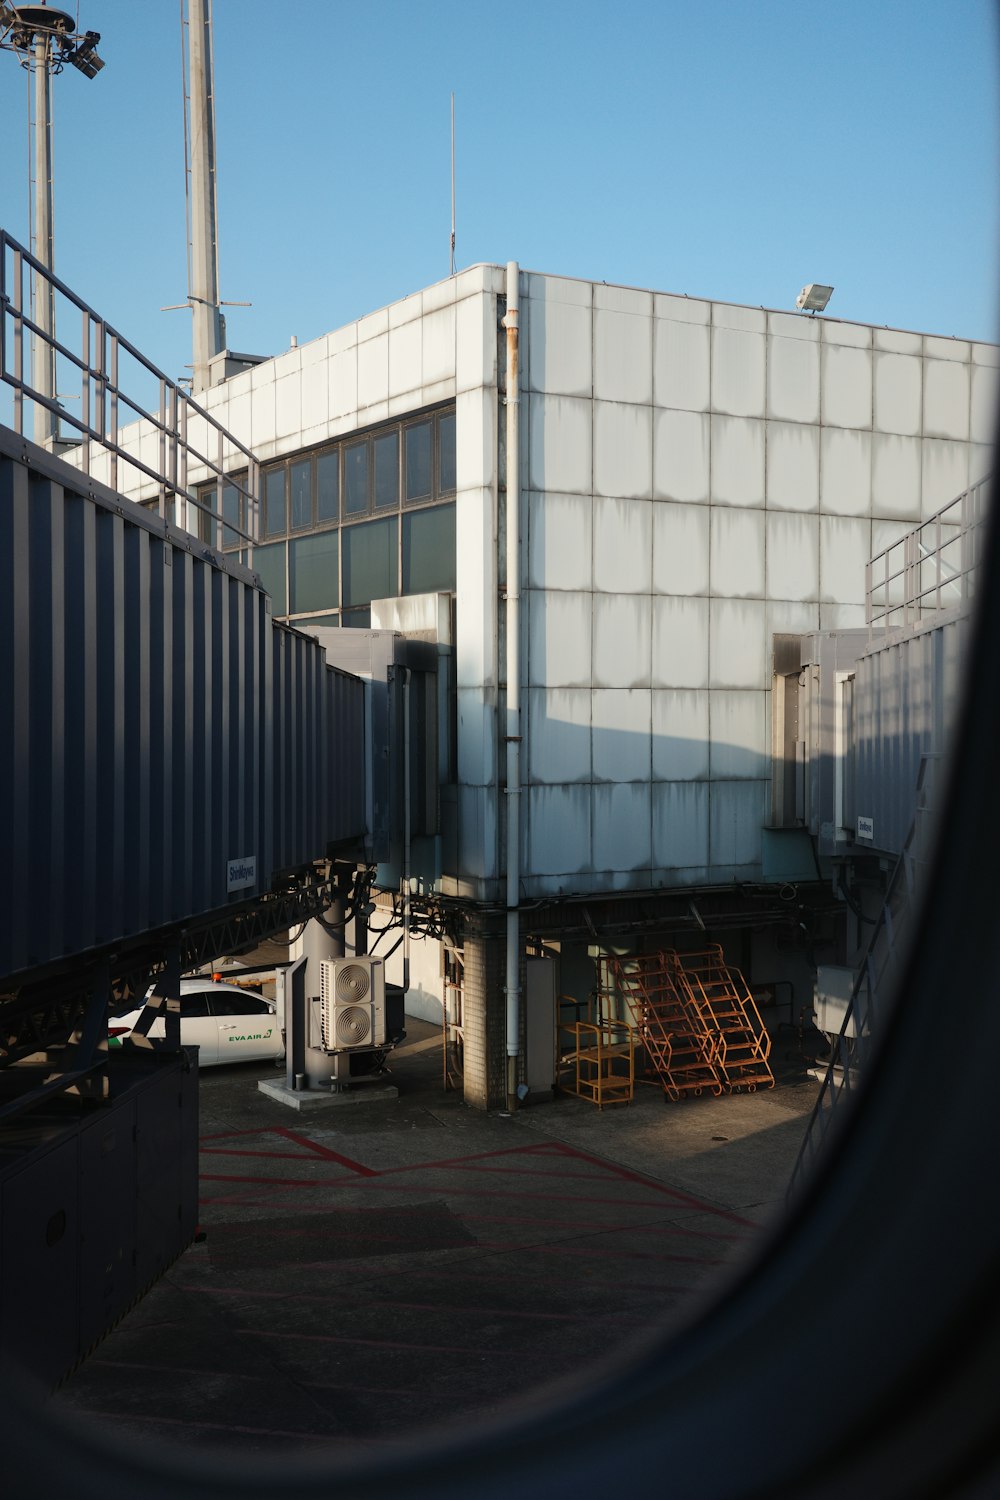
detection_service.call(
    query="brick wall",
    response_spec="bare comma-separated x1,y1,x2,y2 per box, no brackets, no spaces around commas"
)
460,915,507,1110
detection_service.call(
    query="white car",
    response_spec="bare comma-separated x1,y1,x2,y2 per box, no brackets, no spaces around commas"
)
110,979,284,1067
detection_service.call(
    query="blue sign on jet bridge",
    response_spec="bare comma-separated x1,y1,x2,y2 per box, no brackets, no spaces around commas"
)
227,856,257,892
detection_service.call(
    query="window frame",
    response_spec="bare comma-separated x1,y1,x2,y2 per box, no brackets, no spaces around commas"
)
213,402,457,627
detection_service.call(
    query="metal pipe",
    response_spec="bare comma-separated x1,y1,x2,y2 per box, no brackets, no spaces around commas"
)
402,668,412,995
503,261,521,1111
188,0,224,391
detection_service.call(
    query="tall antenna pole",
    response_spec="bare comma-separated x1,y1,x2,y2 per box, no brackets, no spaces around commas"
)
450,91,456,277
188,0,224,392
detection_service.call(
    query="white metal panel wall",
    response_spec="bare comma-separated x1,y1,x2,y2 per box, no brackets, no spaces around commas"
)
519,271,993,897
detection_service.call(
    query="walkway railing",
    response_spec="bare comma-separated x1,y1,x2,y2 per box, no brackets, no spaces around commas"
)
787,753,941,1200
866,479,987,642
0,228,258,551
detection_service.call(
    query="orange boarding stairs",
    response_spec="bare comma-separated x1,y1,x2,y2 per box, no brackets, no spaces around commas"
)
671,946,774,1094
600,952,724,1101
603,948,774,1100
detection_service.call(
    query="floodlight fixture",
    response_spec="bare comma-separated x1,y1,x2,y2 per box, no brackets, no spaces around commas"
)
1,2,106,448
796,283,834,314
0,6,104,77
62,29,103,77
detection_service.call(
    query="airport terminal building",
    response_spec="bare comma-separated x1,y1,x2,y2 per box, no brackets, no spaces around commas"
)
98,263,996,1107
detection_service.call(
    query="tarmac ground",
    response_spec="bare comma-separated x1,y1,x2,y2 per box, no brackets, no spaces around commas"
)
51,1017,824,1458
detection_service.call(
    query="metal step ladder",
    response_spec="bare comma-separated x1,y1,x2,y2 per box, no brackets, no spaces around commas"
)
602,948,772,1101
600,952,720,1100
673,947,775,1094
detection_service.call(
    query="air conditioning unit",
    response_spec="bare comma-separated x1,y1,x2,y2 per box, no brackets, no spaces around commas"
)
319,957,386,1052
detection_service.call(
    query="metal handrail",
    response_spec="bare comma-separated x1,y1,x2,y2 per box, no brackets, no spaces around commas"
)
0,228,259,550
866,479,988,641
787,753,941,1200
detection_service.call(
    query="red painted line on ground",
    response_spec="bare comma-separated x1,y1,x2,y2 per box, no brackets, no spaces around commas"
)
173,1283,629,1324
202,1205,741,1243
200,1126,284,1143
404,1264,699,1295
200,1229,722,1267
370,1141,563,1176
199,1146,335,1163
542,1140,757,1227
179,1239,697,1294
197,1170,739,1222
200,1126,376,1176
421,1161,660,1184
270,1125,378,1175
200,1171,366,1190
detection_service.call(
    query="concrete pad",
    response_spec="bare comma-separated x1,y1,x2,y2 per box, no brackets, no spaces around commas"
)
256,1079,398,1111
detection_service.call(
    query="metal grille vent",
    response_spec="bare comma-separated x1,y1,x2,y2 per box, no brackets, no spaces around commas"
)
335,963,371,1004
319,957,386,1052
335,1004,374,1048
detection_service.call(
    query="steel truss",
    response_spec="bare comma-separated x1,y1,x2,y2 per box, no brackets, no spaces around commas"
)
0,866,352,1120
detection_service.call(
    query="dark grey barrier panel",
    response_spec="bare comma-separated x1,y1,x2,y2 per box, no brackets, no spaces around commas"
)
852,613,970,857
0,428,365,983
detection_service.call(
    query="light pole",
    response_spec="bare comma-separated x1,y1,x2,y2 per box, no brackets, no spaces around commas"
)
185,0,224,393
0,4,105,448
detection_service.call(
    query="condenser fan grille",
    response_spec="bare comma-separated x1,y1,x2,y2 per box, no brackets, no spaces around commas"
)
335,1004,373,1047
335,963,371,1003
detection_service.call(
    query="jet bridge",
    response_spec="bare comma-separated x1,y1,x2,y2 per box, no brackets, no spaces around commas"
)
0,230,379,1383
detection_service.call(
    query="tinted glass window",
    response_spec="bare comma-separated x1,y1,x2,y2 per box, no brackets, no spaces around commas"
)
179,994,211,1018
197,483,218,544
405,422,432,503
403,503,456,595
252,541,287,614
342,516,397,607
374,432,399,509
290,460,312,530
438,411,456,493
317,451,339,523
222,481,242,548
344,441,369,515
290,529,339,613
209,992,271,1017
264,468,286,536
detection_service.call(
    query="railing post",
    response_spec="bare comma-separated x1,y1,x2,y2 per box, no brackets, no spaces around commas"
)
158,378,168,520
80,307,91,476
178,396,189,530
109,332,119,494
12,245,24,436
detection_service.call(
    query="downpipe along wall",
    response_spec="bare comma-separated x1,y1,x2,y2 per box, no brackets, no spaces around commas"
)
502,261,522,1114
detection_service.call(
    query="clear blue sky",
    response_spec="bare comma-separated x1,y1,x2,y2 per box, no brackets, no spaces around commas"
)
2,0,998,387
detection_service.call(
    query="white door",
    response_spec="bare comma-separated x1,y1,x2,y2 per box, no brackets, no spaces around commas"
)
178,992,219,1065
210,989,280,1064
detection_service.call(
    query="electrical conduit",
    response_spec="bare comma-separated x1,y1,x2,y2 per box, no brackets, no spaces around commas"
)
503,262,521,1111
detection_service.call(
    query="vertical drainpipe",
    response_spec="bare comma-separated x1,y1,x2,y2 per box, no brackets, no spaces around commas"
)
503,262,521,1112
402,667,412,994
